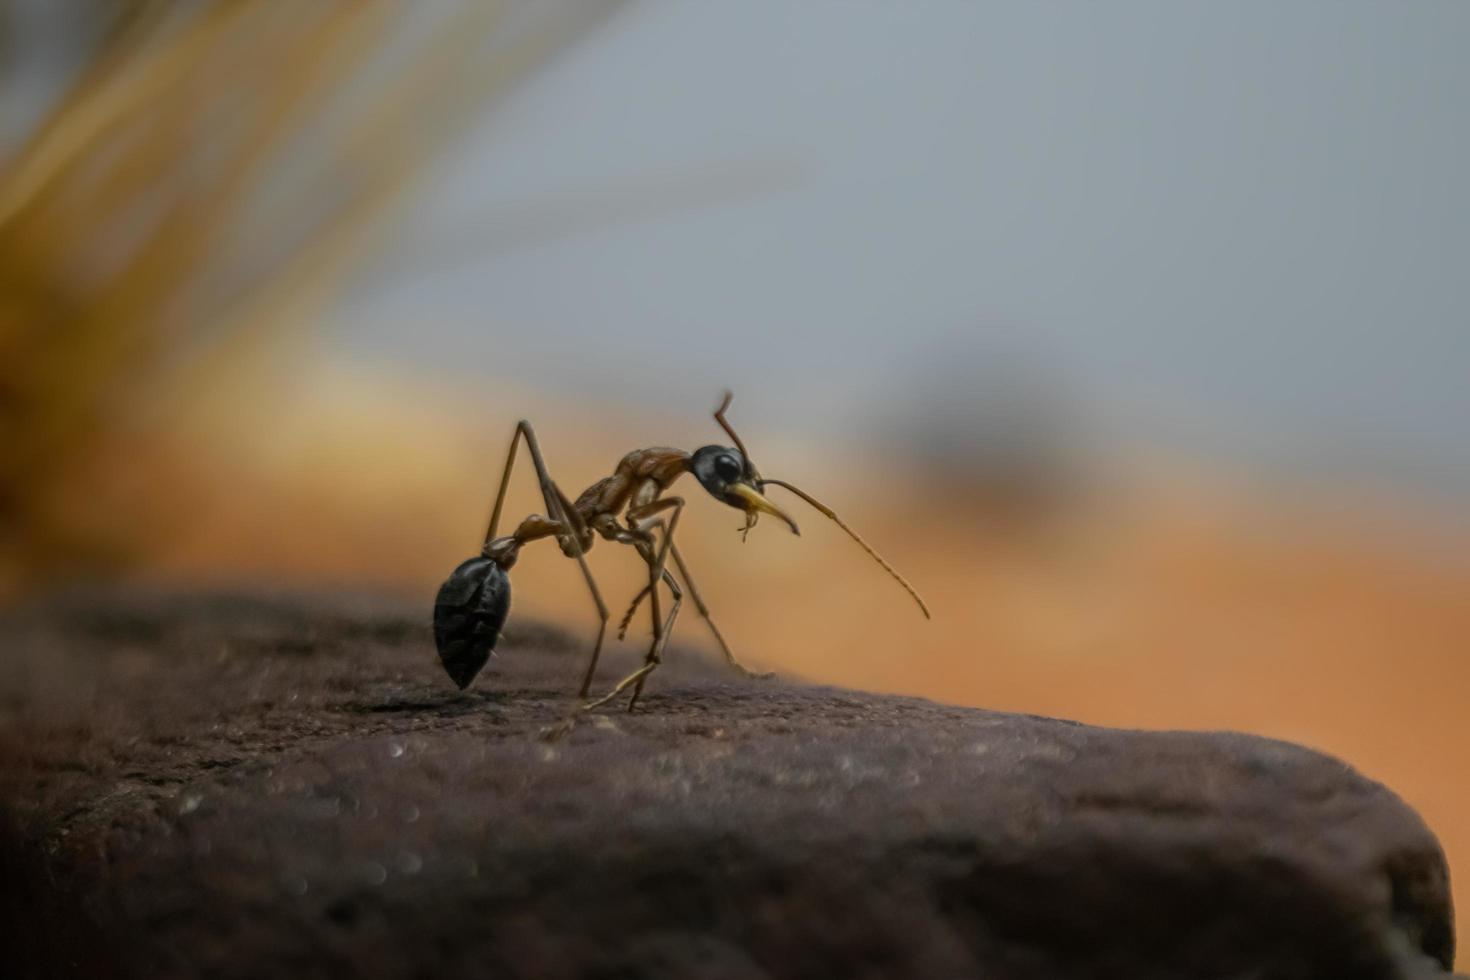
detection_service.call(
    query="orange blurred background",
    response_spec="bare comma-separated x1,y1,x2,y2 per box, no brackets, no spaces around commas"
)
3,0,1466,948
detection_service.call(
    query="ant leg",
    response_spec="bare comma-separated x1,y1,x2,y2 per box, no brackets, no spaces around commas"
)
612,498,681,641
666,540,772,680
642,536,664,694
629,536,684,711
611,541,771,681
586,579,678,712
580,659,660,712
616,584,651,640
484,421,534,543
627,500,685,709
544,480,611,697
582,575,677,712
490,421,609,698
583,499,685,712
615,560,678,641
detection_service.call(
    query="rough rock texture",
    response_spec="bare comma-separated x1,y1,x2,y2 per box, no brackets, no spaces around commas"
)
0,589,1458,979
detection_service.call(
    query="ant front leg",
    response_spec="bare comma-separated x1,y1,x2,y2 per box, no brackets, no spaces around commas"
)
629,498,686,709
665,540,772,680
583,498,685,712
616,584,650,641
626,535,682,712
615,541,772,681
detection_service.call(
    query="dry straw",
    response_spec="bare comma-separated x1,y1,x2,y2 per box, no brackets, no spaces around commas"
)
0,0,625,597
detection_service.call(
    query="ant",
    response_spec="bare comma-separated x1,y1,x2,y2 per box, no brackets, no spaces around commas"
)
433,392,929,712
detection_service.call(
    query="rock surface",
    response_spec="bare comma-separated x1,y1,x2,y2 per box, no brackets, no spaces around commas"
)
0,589,1458,979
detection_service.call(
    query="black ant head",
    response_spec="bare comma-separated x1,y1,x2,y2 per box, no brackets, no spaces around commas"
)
690,445,799,536
691,445,746,496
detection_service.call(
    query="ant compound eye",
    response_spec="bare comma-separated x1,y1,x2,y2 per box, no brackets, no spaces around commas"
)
691,445,748,497
715,455,742,481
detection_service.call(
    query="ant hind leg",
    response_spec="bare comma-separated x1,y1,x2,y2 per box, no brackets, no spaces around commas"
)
489,421,610,698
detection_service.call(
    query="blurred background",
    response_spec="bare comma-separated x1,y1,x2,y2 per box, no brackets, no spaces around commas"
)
2,0,1466,940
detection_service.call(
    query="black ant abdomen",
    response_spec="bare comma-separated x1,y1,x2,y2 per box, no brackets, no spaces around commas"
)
433,556,512,690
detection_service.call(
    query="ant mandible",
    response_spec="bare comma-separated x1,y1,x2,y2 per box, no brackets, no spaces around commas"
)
433,392,930,712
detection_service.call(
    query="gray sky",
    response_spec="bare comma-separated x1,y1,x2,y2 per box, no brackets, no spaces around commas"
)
322,2,1470,492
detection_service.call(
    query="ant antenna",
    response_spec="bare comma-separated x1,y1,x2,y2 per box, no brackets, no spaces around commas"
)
760,478,931,619
715,391,929,617
714,391,761,483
